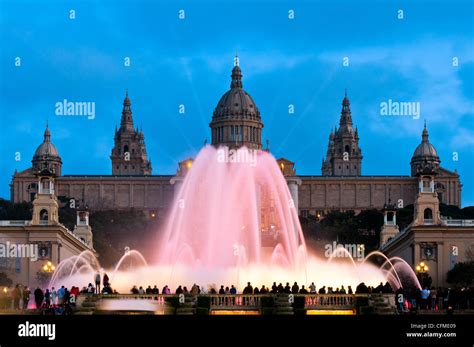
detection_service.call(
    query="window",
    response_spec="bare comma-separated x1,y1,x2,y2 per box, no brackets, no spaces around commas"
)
40,209,48,221
124,165,127,169
345,145,350,153
124,145,129,153
424,208,433,221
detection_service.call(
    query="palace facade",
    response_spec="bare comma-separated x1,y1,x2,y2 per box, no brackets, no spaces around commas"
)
9,61,463,219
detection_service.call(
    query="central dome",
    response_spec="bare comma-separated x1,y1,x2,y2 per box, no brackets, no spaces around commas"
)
210,59,264,150
212,65,261,121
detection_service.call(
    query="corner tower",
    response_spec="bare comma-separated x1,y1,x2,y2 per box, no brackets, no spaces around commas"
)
32,123,62,175
410,122,440,176
111,91,152,175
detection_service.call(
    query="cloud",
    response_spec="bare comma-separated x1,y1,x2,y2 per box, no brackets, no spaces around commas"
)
164,51,315,77
318,39,474,137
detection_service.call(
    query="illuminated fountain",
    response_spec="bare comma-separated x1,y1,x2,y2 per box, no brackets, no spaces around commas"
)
49,146,420,294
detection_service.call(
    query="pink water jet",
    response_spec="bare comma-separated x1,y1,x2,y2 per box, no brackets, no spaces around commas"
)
156,146,305,270
48,146,420,293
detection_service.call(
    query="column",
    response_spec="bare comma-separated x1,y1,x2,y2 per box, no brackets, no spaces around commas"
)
286,177,302,244
414,242,421,269
437,242,444,287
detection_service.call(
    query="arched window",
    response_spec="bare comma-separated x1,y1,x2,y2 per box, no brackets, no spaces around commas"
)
424,208,433,222
123,145,129,154
40,209,48,221
345,145,350,153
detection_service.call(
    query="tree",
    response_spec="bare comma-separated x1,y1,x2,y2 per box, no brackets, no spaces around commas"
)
446,262,474,287
0,199,32,220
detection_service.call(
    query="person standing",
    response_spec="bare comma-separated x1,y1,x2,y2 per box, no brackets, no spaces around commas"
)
34,287,44,309
44,289,51,309
103,273,109,288
12,284,21,310
22,287,31,309
51,287,57,307
95,272,101,294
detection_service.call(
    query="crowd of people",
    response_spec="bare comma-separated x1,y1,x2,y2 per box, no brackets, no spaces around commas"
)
395,286,474,312
2,274,473,314
123,281,391,296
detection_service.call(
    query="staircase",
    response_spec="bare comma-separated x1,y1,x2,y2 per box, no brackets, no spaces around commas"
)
274,295,294,315
76,294,101,315
369,294,396,315
175,295,197,315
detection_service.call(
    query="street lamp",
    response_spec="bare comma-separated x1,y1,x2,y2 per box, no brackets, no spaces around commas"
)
416,261,429,273
42,261,55,273
416,261,430,288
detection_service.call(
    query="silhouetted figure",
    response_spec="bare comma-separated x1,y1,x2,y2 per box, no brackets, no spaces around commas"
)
272,282,278,293
318,286,326,294
34,287,44,309
355,282,369,294
284,282,291,293
291,282,299,294
103,273,109,287
299,285,308,294
243,282,253,294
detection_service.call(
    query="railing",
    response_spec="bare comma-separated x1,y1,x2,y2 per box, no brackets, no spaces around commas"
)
441,218,474,226
92,293,353,309
0,220,29,226
209,295,261,309
98,294,171,305
302,294,355,309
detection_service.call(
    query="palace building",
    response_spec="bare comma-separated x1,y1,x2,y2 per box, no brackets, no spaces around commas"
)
1,167,95,288
380,162,474,287
9,59,463,220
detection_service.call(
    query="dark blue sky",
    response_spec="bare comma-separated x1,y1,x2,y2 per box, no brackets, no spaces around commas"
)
1,0,473,205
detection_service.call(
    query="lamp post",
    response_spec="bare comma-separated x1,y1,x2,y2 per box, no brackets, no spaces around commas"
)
416,262,430,288
42,261,55,273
